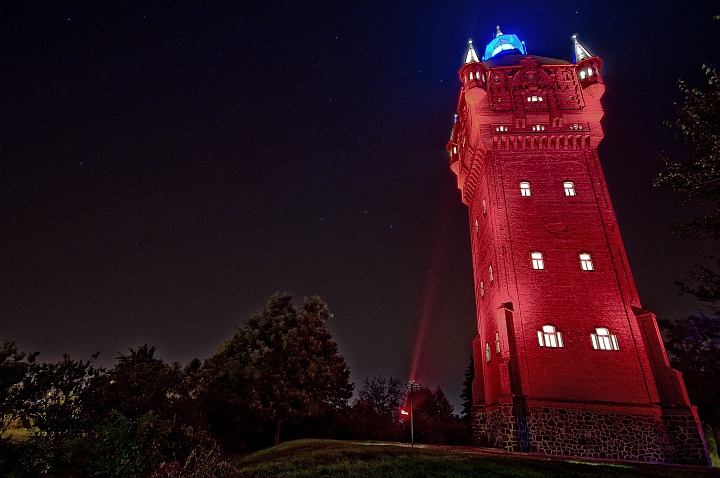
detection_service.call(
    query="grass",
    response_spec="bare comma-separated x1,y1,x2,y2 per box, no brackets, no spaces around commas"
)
232,439,720,478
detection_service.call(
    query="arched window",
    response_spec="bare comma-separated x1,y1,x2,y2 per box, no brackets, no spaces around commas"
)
537,325,564,348
495,332,501,354
485,343,492,362
591,327,619,350
520,181,531,197
579,253,594,271
563,181,576,196
531,251,545,270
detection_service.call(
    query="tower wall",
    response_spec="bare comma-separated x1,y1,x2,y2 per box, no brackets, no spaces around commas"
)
448,40,710,465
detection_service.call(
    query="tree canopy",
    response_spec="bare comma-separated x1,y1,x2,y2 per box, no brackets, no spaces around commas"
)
202,293,353,446
655,65,720,306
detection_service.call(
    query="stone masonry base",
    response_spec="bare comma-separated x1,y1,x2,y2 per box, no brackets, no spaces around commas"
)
472,403,710,465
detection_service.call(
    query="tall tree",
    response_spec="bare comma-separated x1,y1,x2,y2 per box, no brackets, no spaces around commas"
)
655,64,720,306
202,293,353,446
460,355,474,419
659,312,720,448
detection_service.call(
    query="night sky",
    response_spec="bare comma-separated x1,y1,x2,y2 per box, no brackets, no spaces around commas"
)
2,2,719,408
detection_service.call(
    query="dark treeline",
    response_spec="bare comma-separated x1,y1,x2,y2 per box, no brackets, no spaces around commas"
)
0,293,471,477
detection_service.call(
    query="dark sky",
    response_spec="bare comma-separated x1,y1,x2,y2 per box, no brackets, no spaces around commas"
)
2,2,719,408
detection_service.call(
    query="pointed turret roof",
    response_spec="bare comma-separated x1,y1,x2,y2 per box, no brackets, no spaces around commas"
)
464,39,480,64
572,34,592,63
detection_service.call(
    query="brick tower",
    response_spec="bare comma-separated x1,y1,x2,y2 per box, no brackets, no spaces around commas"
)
446,27,709,465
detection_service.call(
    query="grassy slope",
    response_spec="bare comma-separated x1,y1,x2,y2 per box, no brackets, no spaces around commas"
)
233,439,720,478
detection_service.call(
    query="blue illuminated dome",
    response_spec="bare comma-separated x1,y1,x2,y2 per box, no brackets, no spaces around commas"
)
482,25,526,61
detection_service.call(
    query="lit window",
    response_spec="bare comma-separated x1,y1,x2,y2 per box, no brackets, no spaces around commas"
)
489,265,494,282
482,199,487,215
480,281,484,297
531,252,544,270
564,181,576,196
579,253,594,271
587,68,593,77
520,181,531,197
495,332,501,354
591,327,619,351
485,343,492,362
538,96,543,102
579,70,586,80
453,146,457,154
474,219,479,234
527,96,531,102
532,125,545,131
537,325,564,348
470,72,474,80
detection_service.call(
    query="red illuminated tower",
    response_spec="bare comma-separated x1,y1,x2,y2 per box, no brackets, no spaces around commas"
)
447,27,709,465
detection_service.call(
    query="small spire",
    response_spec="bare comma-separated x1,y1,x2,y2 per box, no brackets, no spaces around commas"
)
464,39,479,64
495,25,503,38
572,34,592,63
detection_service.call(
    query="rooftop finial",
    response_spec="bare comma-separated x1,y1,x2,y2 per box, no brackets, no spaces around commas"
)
572,33,592,63
464,39,480,64
495,25,503,38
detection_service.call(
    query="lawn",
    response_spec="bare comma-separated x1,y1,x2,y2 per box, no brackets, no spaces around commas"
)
232,439,720,478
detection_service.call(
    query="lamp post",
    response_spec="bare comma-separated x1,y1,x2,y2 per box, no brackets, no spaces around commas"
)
406,380,421,448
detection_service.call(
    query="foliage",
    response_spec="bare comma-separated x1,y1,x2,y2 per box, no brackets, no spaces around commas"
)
659,312,720,451
405,386,471,445
24,353,101,439
346,376,406,441
655,65,720,305
233,438,711,478
0,341,38,438
83,411,171,478
151,446,238,478
91,345,190,421
359,376,405,418
202,293,353,447
460,355,474,419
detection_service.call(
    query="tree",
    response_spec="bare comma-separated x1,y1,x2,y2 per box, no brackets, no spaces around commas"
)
0,341,38,438
460,355,474,419
24,353,100,439
348,376,405,440
406,386,470,445
202,293,353,446
655,64,720,306
660,312,720,449
359,376,405,417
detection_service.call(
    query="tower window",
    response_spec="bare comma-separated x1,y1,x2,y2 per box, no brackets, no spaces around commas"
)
579,253,594,271
591,327,619,351
520,181,531,197
489,265,494,282
480,281,484,297
531,252,545,270
537,325,564,348
485,343,492,362
532,125,545,131
474,219,479,234
495,332,501,354
470,72,474,80
563,181,576,196
453,146,457,154
482,199,487,215
579,70,586,80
